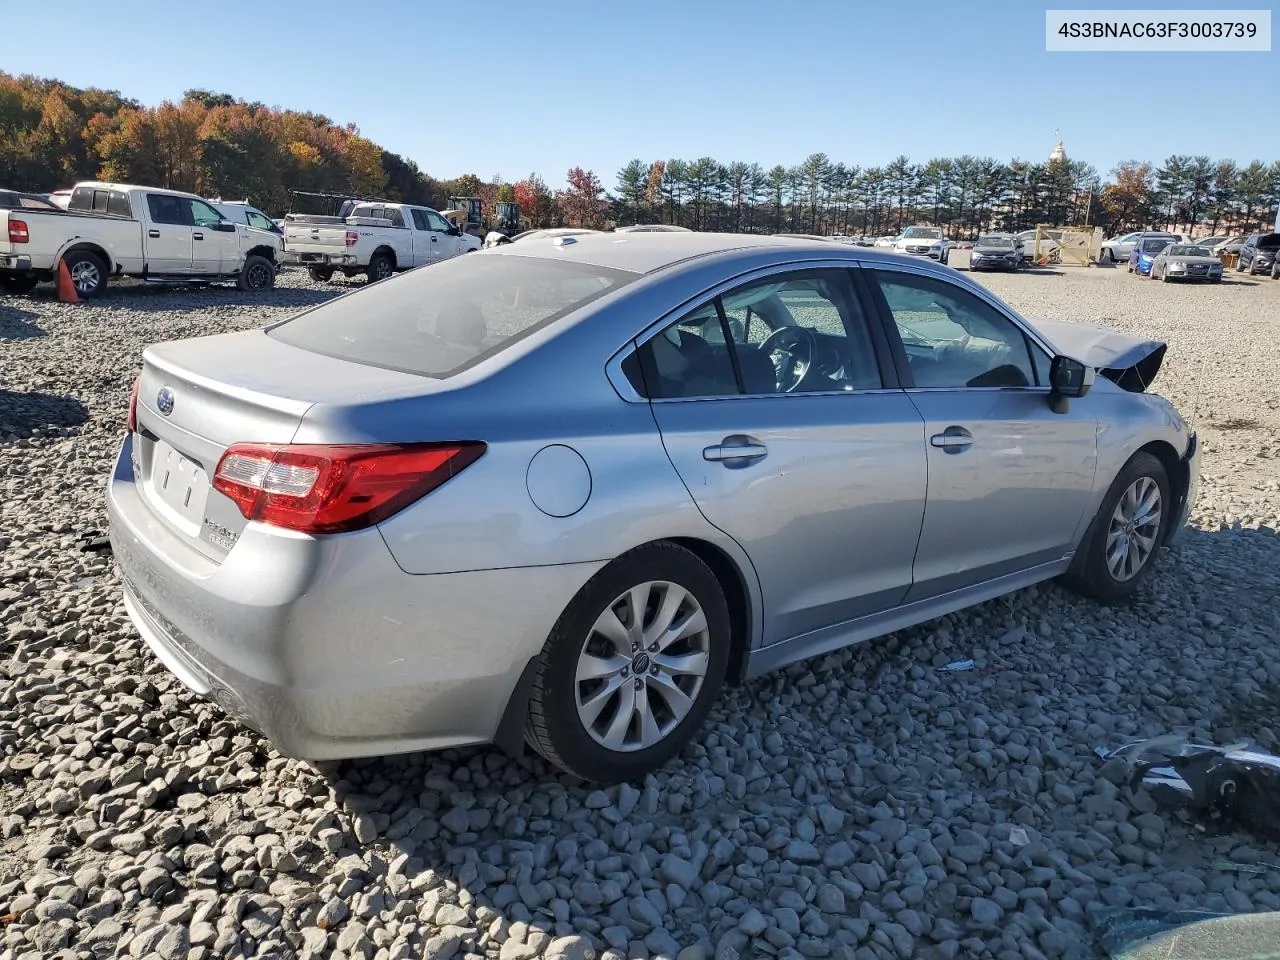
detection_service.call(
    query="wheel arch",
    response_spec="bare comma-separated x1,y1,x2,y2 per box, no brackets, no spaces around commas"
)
59,241,114,274
372,245,397,268
1137,438,1189,543
246,243,277,264
491,534,760,759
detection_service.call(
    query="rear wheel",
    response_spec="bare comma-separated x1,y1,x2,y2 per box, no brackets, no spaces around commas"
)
237,254,275,292
525,543,731,782
63,250,107,298
308,266,334,282
366,253,393,284
1061,452,1170,602
0,273,39,295
1101,248,1113,263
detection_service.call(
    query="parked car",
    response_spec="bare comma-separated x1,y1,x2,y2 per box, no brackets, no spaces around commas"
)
1100,231,1178,263
0,181,280,297
1150,243,1224,283
873,235,899,248
1235,233,1280,276
108,233,1198,782
486,227,602,249
283,201,480,283
1188,235,1230,251
1212,236,1246,257
1016,229,1062,263
967,233,1022,271
892,225,950,262
45,188,72,209
1128,236,1175,276
0,189,60,211
614,224,694,233
210,199,283,237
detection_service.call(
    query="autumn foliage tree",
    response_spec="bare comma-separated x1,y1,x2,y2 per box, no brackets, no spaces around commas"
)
558,167,606,227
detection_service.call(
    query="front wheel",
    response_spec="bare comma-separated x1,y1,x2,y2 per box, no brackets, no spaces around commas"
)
237,254,276,292
524,543,731,782
1271,263,1279,280
1101,248,1113,263
1061,451,1171,602
0,273,39,295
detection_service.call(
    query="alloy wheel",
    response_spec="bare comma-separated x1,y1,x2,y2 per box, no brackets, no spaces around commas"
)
1106,476,1162,582
575,580,710,752
71,260,100,294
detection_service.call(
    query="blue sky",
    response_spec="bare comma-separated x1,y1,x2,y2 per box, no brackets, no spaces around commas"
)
2,0,1274,187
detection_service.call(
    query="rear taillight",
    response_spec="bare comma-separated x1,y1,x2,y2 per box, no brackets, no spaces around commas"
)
127,376,141,432
212,442,485,534
8,219,29,243
345,230,358,247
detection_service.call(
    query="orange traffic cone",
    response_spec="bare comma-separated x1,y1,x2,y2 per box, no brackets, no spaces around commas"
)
56,258,79,303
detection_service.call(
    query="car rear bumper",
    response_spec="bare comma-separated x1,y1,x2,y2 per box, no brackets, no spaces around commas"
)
283,251,359,267
106,433,600,760
0,254,33,271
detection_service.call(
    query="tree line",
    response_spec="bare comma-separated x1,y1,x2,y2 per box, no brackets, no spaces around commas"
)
606,154,1280,238
3,71,1277,238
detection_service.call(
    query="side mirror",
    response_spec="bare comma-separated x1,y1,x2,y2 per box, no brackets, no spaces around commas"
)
211,220,237,233
1048,355,1094,413
448,226,462,237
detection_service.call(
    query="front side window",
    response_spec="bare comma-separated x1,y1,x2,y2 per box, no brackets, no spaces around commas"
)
629,270,882,399
426,210,452,232
245,209,276,231
869,270,1037,389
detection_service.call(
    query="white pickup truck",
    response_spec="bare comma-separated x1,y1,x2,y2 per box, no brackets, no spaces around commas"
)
283,201,481,283
0,182,280,298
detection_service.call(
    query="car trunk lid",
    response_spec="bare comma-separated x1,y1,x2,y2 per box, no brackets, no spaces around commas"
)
132,329,435,560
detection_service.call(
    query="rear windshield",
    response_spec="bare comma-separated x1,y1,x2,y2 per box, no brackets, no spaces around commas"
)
268,254,636,378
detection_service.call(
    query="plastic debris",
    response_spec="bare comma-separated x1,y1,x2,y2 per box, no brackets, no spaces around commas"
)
939,659,975,672
1098,735,1280,840
1008,826,1030,846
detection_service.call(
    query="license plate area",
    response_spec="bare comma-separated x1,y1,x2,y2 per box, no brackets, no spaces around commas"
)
145,439,210,537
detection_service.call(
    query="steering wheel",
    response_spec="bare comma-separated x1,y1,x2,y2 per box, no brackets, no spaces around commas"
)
758,326,816,393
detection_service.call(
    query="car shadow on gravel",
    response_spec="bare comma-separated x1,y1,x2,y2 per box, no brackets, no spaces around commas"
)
0,304,45,340
0,388,90,439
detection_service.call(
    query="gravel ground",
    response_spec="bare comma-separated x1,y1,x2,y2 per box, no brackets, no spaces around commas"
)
1,265,1278,960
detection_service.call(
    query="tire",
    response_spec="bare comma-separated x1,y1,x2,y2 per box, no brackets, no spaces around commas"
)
1272,263,1280,280
0,273,39,295
1101,248,1113,263
940,248,949,266
1160,268,1170,282
308,266,334,282
1061,451,1171,602
63,250,107,299
1235,257,1245,272
366,253,393,284
524,542,731,782
237,254,276,292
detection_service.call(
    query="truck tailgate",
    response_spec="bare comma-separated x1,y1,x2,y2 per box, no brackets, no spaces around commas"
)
284,223,350,253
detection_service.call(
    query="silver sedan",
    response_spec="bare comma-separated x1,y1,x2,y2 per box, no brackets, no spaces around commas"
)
108,235,1199,782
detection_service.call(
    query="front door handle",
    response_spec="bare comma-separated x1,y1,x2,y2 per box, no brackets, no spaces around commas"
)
703,435,768,464
148,229,160,238
431,235,438,242
930,427,974,452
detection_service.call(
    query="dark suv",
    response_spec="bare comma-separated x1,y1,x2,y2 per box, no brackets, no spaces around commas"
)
1236,233,1280,276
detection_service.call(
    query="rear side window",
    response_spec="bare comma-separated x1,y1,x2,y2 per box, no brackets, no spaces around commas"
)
69,187,95,212
106,191,131,217
147,194,188,225
268,255,636,378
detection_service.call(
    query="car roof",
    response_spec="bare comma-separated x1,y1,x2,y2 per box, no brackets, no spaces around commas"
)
485,231,949,275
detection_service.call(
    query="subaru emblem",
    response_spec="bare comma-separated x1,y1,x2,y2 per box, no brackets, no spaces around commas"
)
156,387,175,416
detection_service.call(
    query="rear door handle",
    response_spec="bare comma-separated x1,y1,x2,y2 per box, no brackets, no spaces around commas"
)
431,235,438,242
703,435,768,464
148,229,160,238
930,427,974,451
193,232,203,241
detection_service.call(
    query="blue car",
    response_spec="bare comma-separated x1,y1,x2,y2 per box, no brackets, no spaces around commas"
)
1128,235,1174,276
